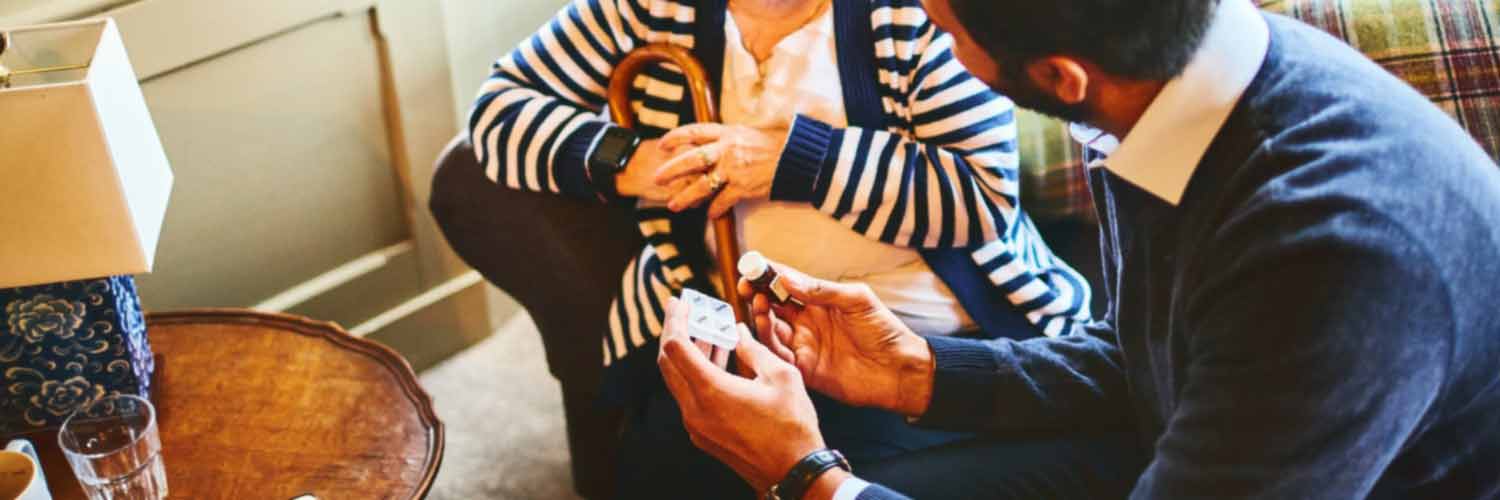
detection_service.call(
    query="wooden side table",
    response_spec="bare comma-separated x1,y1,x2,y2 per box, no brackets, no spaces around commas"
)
11,309,444,499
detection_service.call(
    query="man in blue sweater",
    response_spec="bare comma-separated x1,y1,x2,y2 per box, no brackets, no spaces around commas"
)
654,0,1500,498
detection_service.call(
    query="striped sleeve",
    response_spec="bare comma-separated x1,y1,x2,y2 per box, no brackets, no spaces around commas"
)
770,21,1020,250
602,242,678,366
468,0,652,200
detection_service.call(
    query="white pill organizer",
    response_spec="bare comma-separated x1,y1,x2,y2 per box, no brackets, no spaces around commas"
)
680,288,740,350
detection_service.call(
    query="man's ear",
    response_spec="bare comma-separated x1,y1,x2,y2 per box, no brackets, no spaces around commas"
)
1026,56,1090,105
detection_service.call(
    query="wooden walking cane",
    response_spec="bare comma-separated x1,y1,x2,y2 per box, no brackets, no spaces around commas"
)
608,44,751,325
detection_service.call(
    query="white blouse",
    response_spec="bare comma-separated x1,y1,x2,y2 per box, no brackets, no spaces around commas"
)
718,8,975,335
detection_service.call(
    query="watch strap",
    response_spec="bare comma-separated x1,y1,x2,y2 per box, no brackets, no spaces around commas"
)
767,449,851,500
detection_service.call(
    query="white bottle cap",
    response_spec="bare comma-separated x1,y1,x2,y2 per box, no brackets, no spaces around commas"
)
738,251,768,281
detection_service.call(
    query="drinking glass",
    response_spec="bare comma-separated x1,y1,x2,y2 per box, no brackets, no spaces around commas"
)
58,395,167,500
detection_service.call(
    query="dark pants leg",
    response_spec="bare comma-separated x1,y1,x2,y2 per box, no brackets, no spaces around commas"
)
615,385,1141,500
615,387,972,500
860,432,1144,499
616,387,752,500
430,140,648,499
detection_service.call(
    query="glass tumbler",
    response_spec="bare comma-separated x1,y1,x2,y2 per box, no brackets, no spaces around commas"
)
58,395,167,500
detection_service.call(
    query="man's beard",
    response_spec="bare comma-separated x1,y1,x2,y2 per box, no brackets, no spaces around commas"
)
990,61,1093,124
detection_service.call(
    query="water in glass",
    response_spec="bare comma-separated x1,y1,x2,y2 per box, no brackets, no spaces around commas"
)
58,395,168,500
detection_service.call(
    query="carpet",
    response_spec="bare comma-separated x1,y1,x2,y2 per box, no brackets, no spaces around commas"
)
419,312,584,500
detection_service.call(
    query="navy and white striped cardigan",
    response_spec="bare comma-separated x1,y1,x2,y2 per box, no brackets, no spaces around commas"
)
469,0,1092,400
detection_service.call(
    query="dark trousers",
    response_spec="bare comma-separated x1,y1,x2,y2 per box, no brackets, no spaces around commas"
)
616,386,1144,500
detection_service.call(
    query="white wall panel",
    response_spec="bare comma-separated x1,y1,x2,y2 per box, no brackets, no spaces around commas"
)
6,0,506,369
131,12,410,313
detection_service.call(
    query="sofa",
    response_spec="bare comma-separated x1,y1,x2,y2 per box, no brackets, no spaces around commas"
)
429,1,1500,497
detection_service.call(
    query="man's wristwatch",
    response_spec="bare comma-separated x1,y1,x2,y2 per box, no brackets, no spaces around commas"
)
585,125,641,202
765,449,851,500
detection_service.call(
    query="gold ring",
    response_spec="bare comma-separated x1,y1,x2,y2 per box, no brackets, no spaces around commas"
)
699,148,714,167
705,171,726,192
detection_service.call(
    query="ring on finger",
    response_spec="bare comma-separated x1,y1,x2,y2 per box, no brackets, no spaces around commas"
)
704,170,727,192
698,147,714,168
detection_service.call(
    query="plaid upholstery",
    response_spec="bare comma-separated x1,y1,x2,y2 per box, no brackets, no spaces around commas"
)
1022,0,1500,221
1018,111,1091,221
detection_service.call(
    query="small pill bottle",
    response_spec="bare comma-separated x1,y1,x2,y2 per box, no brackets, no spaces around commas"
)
738,251,804,307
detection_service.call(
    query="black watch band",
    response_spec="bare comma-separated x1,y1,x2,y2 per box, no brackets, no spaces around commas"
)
585,125,641,202
766,449,851,500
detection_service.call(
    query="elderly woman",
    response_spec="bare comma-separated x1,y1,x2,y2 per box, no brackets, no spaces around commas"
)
462,0,1117,497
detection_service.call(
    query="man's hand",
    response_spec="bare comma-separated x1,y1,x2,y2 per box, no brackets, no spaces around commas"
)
658,298,826,493
615,139,694,203
653,123,784,218
737,260,937,417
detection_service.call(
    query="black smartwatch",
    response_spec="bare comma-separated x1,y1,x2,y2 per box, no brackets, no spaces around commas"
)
766,449,851,500
585,125,642,202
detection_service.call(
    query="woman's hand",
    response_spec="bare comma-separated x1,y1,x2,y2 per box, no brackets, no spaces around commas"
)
654,124,787,218
737,260,937,417
616,139,695,203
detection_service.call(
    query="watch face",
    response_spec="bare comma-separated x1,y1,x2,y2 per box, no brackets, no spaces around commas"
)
597,129,639,169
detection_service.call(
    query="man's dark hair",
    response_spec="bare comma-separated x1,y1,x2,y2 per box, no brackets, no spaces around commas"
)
949,0,1220,81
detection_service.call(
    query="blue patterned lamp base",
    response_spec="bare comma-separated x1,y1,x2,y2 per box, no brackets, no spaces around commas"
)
0,276,153,434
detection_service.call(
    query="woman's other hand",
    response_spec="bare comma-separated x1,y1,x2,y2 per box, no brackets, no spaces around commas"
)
616,139,695,203
654,124,786,218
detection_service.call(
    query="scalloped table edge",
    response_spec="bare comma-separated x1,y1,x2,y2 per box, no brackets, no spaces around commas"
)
145,308,446,499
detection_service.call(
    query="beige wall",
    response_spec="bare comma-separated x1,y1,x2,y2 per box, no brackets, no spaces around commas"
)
0,0,129,24
0,0,567,369
441,0,570,128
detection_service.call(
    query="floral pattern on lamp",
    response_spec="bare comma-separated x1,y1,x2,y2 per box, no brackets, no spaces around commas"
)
0,276,153,433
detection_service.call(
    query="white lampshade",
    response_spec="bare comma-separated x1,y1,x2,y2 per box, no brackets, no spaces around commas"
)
0,18,173,289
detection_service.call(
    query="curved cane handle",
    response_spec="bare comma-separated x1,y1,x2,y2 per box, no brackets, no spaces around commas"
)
608,44,719,128
608,44,749,325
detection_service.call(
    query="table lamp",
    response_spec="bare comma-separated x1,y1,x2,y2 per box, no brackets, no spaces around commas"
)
0,19,173,434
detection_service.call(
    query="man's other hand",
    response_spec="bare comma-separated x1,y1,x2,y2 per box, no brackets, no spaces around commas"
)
658,298,826,493
737,260,936,417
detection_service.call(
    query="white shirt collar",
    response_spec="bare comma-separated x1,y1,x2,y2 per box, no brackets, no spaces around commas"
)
1079,0,1270,205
